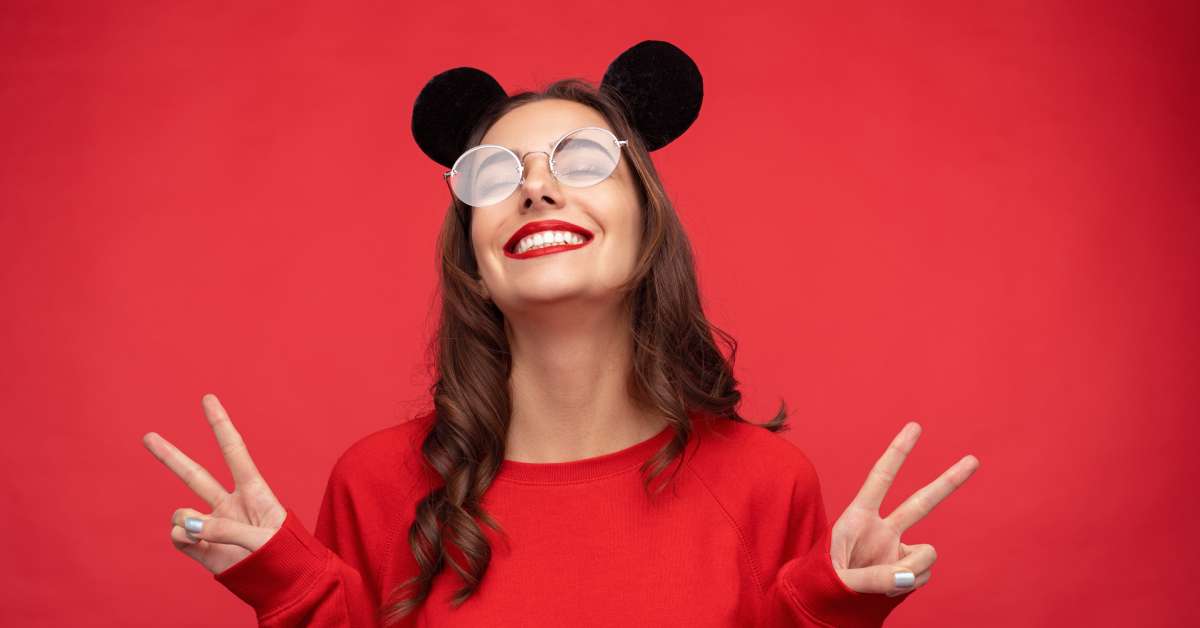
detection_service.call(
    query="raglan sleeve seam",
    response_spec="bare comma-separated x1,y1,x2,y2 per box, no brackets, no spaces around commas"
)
682,459,769,596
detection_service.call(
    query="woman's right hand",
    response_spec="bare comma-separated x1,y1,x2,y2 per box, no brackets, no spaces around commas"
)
142,393,288,575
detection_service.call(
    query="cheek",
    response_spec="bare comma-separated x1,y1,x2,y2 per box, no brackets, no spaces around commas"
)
605,199,643,262
619,183,644,241
469,219,499,274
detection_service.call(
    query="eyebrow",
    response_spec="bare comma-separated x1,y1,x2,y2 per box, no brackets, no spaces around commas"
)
476,149,513,174
489,128,610,158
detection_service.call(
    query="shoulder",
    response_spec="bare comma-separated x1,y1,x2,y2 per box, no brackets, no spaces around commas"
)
684,413,830,590
327,410,436,496
688,412,819,487
683,411,825,521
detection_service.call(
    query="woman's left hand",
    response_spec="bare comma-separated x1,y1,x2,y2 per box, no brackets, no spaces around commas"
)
830,422,980,597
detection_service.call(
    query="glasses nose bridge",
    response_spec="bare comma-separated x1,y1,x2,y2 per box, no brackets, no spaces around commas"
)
517,150,554,184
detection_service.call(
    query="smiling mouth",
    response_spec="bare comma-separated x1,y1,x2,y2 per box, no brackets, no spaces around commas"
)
504,236,592,259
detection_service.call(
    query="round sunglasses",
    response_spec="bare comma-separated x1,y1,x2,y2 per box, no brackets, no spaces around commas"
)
443,126,629,207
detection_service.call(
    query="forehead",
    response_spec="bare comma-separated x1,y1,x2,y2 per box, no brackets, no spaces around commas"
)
480,99,612,152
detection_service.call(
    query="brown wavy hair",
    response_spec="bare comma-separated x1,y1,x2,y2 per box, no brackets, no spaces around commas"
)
382,77,791,625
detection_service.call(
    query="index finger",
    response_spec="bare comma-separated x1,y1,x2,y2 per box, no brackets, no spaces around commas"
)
201,393,264,488
142,431,227,507
850,422,922,512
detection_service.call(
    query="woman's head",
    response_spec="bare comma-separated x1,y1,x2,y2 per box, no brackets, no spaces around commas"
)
385,78,789,625
468,97,644,316
444,80,668,325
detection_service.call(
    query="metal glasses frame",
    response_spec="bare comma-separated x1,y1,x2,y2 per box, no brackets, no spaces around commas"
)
442,126,629,212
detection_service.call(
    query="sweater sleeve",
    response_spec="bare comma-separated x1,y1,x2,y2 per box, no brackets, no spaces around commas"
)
212,454,390,627
762,451,912,627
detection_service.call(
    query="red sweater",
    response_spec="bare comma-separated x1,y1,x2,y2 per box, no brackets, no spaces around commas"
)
214,410,910,626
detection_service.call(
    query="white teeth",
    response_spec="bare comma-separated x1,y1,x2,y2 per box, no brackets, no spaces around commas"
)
514,230,586,254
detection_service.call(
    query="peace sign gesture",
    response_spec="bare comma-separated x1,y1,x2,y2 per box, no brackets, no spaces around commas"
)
830,422,980,597
141,393,287,575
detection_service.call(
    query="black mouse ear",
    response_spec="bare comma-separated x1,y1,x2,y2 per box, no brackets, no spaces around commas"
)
600,40,703,152
411,67,508,169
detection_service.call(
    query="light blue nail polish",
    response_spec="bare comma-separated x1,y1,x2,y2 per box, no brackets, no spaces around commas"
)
184,517,204,533
894,571,915,588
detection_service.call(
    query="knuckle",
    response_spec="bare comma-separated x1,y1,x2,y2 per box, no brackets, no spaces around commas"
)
204,517,220,536
220,439,247,458
170,526,191,546
182,464,204,485
869,467,896,483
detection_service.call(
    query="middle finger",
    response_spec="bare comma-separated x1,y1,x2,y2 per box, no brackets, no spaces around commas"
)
201,394,264,488
884,454,980,533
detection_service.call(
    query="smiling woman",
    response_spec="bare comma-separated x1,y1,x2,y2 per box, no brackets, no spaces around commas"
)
149,40,977,628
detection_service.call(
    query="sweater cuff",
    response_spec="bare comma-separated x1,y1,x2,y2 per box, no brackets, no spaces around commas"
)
213,507,332,615
778,527,911,627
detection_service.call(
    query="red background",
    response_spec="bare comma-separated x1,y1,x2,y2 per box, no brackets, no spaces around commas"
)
2,1,1197,625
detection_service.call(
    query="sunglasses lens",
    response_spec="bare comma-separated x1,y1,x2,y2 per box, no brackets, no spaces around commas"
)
448,146,521,207
552,128,621,187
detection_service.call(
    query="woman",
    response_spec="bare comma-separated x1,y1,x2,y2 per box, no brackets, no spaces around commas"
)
143,41,980,627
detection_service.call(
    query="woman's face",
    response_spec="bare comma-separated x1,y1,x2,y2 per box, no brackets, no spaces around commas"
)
470,99,642,314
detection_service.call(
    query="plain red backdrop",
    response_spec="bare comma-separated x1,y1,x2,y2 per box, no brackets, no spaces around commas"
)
2,1,1197,626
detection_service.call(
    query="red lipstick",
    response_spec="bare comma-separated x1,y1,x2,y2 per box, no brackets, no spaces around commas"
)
504,219,594,259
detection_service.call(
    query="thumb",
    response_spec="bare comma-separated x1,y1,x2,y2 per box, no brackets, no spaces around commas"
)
835,563,917,596
836,541,935,596
183,514,280,553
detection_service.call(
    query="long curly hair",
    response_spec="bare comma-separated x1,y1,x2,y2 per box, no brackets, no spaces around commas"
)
382,77,791,625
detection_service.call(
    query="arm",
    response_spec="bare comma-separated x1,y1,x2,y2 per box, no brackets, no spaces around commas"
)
147,395,424,627
768,421,981,626
764,526,908,627
761,451,910,627
213,452,398,628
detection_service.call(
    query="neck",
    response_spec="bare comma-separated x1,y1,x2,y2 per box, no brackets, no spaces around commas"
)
503,297,668,463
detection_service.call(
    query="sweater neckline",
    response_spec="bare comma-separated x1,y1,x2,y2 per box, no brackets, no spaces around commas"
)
495,423,676,484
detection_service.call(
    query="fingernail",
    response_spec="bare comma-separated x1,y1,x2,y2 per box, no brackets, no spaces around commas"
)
184,517,204,533
894,570,915,588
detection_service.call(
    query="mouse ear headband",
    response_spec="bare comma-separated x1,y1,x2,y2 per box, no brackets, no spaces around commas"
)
411,39,703,169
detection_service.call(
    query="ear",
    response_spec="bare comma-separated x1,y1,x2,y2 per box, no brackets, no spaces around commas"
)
411,40,703,169
411,67,508,168
600,40,703,151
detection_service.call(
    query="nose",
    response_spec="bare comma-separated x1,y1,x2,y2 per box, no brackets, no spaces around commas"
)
518,151,564,211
